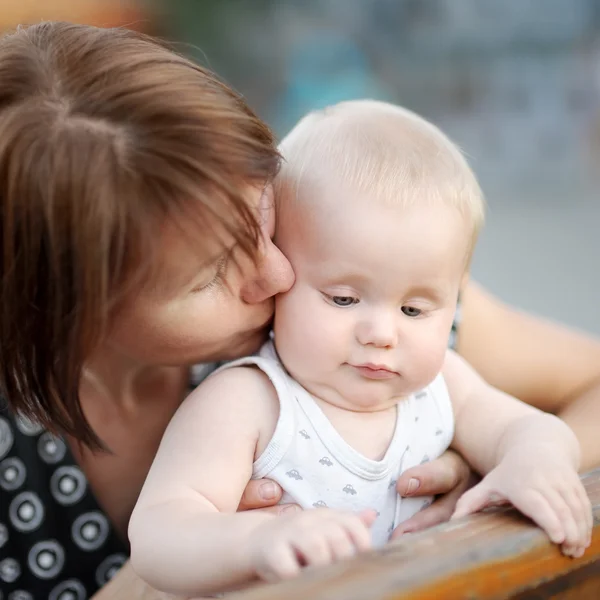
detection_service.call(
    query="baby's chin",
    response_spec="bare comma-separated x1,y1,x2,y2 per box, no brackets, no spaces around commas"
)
297,379,402,413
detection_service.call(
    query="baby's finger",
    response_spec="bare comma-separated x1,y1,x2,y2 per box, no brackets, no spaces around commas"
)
358,509,378,528
558,483,592,550
295,535,333,569
513,488,565,545
575,484,593,546
451,482,492,520
327,528,358,562
544,488,581,556
345,515,373,552
259,543,300,582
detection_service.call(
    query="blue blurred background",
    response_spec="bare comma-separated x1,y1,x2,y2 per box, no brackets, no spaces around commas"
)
2,0,599,334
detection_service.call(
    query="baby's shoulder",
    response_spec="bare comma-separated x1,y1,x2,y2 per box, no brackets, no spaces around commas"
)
195,362,278,406
190,363,280,444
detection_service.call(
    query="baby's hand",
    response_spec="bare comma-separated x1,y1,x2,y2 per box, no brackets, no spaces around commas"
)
451,446,592,558
249,508,376,582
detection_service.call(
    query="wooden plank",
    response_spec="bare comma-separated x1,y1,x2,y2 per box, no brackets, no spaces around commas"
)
230,469,600,600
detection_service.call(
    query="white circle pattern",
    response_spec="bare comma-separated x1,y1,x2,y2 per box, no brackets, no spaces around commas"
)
37,433,67,464
0,457,27,492
8,592,33,600
0,522,8,548
27,540,65,580
1,406,136,595
49,579,87,600
71,512,109,552
0,557,21,583
8,492,45,533
0,417,14,460
14,415,43,437
95,553,127,587
50,466,87,506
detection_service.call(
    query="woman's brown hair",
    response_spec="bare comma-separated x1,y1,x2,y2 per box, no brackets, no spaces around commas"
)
0,22,280,448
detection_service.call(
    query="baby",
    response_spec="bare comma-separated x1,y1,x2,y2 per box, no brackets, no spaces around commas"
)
129,100,592,597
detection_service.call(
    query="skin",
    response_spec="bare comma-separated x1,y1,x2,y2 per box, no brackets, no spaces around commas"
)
75,185,295,600
42,181,600,599
394,282,600,535
128,190,589,596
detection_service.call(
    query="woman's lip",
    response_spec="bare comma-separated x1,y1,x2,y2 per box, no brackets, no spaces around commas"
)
351,364,399,380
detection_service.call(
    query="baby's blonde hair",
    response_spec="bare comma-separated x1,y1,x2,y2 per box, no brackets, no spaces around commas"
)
277,99,485,254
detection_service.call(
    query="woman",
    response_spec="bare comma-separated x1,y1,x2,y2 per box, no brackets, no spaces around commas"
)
0,22,599,600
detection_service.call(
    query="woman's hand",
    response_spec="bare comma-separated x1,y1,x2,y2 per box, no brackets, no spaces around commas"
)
238,479,301,516
391,449,477,538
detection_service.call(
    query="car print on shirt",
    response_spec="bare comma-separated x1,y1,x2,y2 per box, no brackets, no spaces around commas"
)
319,456,333,466
299,430,311,439
286,469,303,480
312,500,327,508
342,484,357,495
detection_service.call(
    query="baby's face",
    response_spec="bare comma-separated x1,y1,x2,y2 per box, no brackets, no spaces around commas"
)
273,185,469,412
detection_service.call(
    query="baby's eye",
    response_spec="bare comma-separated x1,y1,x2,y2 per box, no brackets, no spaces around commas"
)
401,306,422,317
332,296,359,307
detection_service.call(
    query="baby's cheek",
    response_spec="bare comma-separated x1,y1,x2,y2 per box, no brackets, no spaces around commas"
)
274,293,311,351
410,335,447,384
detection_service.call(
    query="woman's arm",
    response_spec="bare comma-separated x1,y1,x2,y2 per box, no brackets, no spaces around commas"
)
458,280,600,470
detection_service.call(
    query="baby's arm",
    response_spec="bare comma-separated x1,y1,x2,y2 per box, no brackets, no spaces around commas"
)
444,350,592,557
128,367,373,597
128,366,276,596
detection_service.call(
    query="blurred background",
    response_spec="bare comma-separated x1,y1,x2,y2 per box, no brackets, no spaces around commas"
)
1,0,599,334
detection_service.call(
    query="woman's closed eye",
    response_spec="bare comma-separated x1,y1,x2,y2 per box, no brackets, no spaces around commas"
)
191,253,230,293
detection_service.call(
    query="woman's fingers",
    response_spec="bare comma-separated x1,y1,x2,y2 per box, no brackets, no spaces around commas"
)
238,479,283,511
391,497,455,539
392,480,476,537
392,455,478,537
396,449,474,498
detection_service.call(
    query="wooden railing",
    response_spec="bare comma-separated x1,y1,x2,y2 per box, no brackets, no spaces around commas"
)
231,469,600,600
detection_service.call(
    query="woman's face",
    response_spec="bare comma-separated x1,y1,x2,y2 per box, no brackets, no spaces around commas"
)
107,185,294,365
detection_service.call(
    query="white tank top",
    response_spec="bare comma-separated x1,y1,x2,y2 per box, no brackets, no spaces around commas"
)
221,341,454,547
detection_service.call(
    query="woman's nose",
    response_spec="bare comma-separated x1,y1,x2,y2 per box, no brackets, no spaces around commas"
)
240,238,295,304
